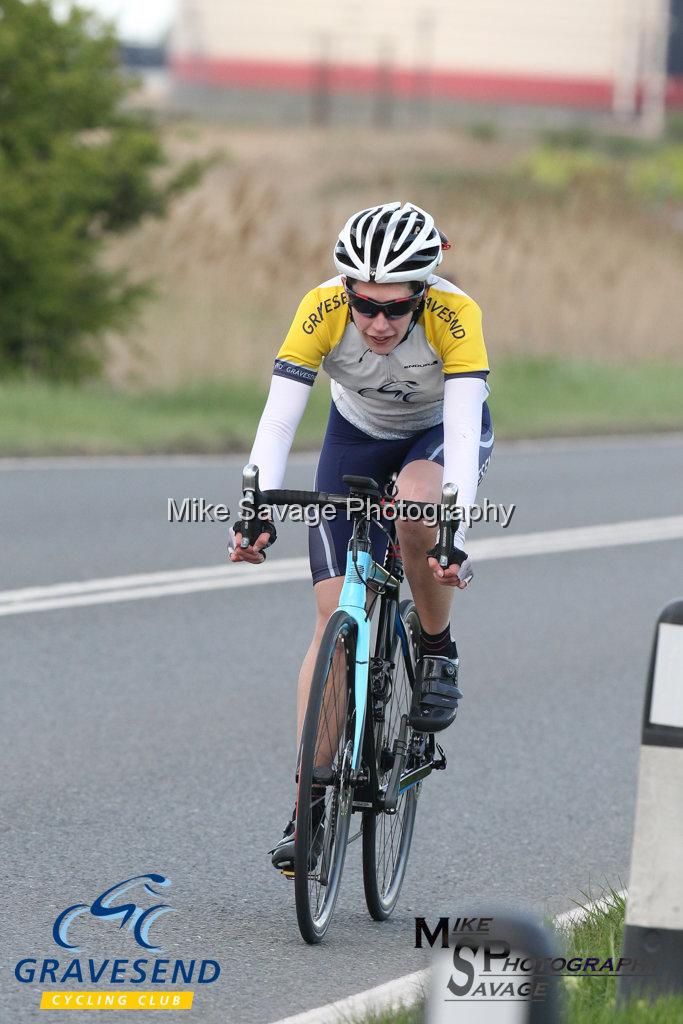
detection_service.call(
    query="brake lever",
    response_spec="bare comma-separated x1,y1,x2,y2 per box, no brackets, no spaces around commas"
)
435,483,457,568
240,463,261,547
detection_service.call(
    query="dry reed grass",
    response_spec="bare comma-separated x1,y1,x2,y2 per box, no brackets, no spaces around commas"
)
103,123,683,388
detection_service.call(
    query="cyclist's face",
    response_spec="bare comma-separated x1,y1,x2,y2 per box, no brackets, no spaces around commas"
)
346,280,418,355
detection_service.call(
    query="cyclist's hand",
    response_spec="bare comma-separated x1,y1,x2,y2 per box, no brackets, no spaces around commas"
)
228,529,270,564
228,519,276,564
427,555,474,589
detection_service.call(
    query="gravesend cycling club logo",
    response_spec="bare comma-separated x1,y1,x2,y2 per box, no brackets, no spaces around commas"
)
14,873,221,1012
358,379,422,402
53,874,173,953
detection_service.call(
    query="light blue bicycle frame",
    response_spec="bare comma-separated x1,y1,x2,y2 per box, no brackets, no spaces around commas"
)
335,545,409,775
336,547,373,774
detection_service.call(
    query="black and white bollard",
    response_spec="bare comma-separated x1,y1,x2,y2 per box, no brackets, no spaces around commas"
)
619,599,683,1002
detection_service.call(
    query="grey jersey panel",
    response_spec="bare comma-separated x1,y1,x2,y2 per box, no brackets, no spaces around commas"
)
324,321,445,439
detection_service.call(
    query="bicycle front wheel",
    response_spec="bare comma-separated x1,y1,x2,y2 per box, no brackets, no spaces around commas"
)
295,609,356,944
362,599,421,920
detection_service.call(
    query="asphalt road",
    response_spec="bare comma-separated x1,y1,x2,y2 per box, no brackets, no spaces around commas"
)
1,435,682,1023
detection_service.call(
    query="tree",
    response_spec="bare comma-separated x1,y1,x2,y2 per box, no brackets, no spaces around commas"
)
0,0,182,378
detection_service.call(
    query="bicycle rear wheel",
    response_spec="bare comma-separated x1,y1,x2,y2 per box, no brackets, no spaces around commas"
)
362,599,421,920
295,609,356,944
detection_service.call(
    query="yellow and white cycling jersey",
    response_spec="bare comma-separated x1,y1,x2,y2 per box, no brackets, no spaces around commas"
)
274,274,489,439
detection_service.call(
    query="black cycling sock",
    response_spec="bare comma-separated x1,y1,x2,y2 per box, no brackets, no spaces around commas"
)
421,625,457,658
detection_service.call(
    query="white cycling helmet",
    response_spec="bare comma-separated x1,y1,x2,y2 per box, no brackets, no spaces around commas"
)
333,201,445,284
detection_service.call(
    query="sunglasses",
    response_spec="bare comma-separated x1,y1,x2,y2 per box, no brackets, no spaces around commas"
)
345,285,425,320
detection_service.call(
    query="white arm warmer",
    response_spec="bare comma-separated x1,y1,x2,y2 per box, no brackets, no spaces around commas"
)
442,376,488,547
247,374,312,490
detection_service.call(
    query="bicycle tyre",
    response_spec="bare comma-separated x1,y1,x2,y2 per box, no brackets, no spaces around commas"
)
295,609,356,944
362,598,421,921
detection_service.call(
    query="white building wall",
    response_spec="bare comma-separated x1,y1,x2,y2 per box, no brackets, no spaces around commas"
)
171,0,632,82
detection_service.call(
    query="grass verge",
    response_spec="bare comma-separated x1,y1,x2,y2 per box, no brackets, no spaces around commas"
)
2,358,682,456
555,888,683,1023
346,888,683,1023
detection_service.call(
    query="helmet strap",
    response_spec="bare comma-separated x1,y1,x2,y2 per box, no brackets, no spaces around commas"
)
398,290,426,345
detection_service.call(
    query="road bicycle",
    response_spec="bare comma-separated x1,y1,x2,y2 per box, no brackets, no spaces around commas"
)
238,465,465,943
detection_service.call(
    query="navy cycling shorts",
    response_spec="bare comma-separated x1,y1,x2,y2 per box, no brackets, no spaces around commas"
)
308,401,494,585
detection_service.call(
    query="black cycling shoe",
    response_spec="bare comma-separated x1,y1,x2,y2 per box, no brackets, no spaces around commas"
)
269,811,296,871
269,795,326,873
409,642,463,733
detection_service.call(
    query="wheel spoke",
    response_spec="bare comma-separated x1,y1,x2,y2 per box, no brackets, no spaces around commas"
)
296,614,355,942
363,603,420,919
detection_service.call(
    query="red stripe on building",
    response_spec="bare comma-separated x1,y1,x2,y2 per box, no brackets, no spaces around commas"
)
171,56,683,110
667,77,683,105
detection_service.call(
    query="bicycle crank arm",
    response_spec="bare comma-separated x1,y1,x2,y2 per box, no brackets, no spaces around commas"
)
398,746,448,791
381,740,447,808
382,714,409,812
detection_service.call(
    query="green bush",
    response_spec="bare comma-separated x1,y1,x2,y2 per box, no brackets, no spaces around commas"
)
466,120,499,143
522,140,683,205
537,125,595,150
0,0,186,380
665,112,683,143
522,147,620,196
628,145,683,202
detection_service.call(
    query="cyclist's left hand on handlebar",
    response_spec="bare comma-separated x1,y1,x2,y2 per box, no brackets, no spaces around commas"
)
228,530,268,563
427,555,474,589
227,520,277,564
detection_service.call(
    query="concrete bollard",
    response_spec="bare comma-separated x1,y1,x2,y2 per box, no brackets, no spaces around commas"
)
619,598,683,1002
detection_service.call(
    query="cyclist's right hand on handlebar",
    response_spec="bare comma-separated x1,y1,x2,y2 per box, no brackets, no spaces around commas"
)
227,519,276,564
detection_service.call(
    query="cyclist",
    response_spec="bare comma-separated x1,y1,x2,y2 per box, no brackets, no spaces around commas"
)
228,202,493,871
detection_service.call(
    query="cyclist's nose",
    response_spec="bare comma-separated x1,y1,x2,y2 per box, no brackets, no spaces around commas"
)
372,312,392,331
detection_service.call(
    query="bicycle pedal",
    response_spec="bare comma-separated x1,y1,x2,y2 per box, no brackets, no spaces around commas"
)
279,869,295,879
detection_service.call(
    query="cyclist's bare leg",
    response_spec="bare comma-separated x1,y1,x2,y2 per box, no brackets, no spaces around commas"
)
394,459,453,635
297,577,343,762
296,574,376,770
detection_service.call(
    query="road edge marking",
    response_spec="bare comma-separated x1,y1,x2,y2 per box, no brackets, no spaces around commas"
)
2,518,682,617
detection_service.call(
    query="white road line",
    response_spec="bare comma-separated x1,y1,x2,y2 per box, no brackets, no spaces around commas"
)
0,561,311,617
0,570,314,617
1,517,682,618
269,969,428,1024
554,889,627,930
467,515,683,559
0,558,308,604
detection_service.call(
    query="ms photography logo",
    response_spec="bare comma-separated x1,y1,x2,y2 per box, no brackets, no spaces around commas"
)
417,916,647,1006
14,873,221,1012
53,874,172,953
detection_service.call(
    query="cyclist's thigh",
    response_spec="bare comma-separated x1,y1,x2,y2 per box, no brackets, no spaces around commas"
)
399,399,495,486
308,403,412,585
312,576,344,625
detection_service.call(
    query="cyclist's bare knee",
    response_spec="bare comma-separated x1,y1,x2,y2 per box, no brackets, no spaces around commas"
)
395,459,441,503
313,576,344,633
395,460,441,551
